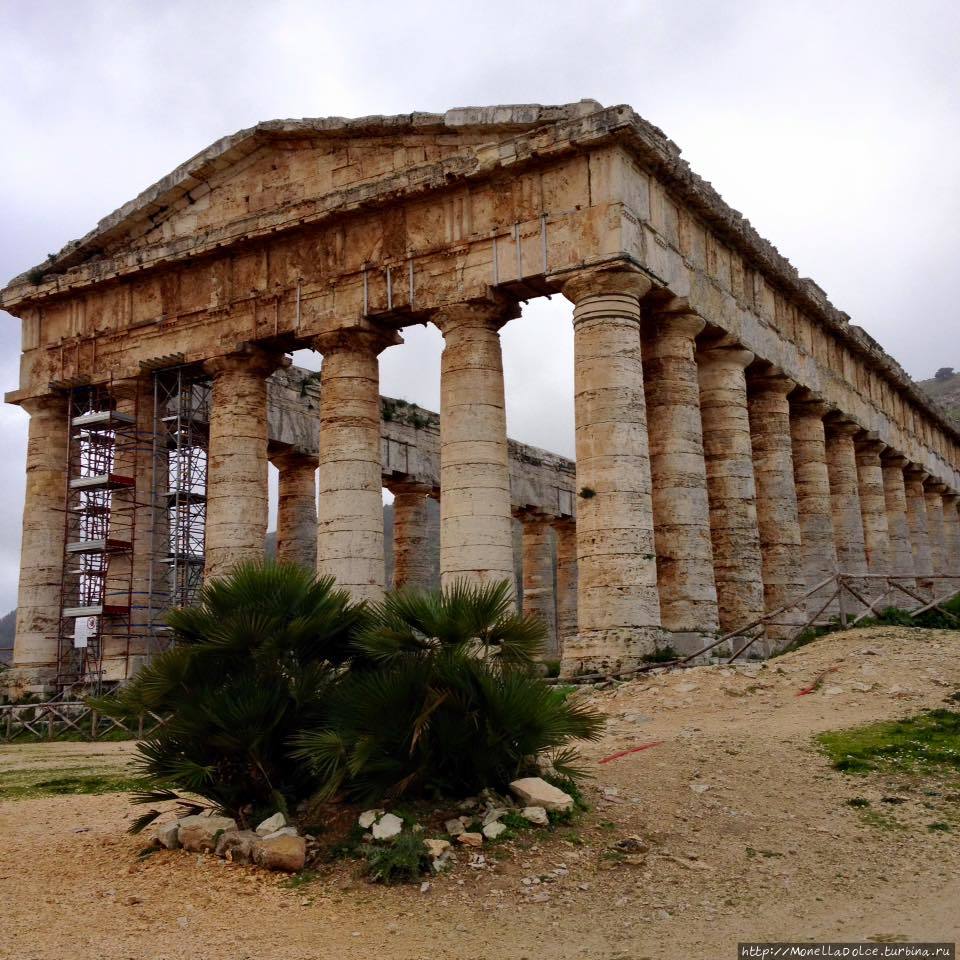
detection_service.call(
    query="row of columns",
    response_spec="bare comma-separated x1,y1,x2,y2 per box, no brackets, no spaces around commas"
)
11,267,960,684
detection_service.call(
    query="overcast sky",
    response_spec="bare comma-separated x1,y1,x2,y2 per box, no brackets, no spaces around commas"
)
0,0,958,611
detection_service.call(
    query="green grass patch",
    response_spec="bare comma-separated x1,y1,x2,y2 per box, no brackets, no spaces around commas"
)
362,830,431,885
817,709,960,775
0,767,142,800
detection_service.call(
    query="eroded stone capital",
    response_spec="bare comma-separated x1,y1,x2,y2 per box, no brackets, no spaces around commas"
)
385,479,434,497
747,367,796,397
880,451,910,469
559,265,654,305
19,392,69,419
204,346,287,379
854,435,888,458
648,305,705,341
925,479,948,494
904,465,930,484
429,295,519,337
312,324,402,357
696,343,754,371
268,447,318,472
824,415,862,439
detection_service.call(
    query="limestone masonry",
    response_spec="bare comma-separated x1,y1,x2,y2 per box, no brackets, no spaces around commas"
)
2,100,958,689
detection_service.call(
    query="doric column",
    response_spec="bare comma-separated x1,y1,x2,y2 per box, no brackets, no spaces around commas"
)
923,481,948,582
521,513,558,657
854,437,891,579
697,342,765,634
747,369,807,649
641,305,719,639
880,452,917,593
561,267,661,671
432,300,517,594
904,466,934,591
942,493,960,586
388,481,436,590
10,393,70,691
824,419,869,609
270,448,317,570
553,519,577,656
314,326,399,603
204,349,283,581
790,394,839,609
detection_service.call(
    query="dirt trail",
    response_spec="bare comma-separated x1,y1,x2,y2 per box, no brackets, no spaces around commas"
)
1,625,958,960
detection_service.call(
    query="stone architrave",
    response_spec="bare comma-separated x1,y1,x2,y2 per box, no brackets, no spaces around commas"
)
389,481,435,590
270,448,317,570
314,326,400,603
747,369,807,650
697,342,765,635
642,305,719,641
203,349,285,581
9,394,70,689
431,300,518,594
789,393,839,611
560,267,662,671
520,513,558,657
880,452,917,597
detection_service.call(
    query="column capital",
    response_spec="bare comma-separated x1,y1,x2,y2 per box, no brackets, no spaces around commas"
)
855,435,888,459
385,479,434,497
925,479,948,494
789,389,834,419
747,366,796,397
904,464,930,483
647,300,706,340
515,507,559,525
204,345,287,379
312,323,402,356
943,491,960,505
880,450,910,468
824,415,861,439
268,446,318,471
19,392,69,418
429,295,519,337
696,341,754,371
559,264,654,305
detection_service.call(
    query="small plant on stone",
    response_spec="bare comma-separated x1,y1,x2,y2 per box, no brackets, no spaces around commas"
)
363,830,431,884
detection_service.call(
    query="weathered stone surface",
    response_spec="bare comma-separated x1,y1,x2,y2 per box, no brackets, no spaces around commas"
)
262,827,298,841
269,450,317,569
881,453,917,591
255,812,287,837
358,809,384,830
456,832,483,847
698,344,764,634
482,821,507,840
905,467,934,589
177,815,238,853
924,482,948,579
254,834,306,872
552,520,578,652
388,482,436,590
520,514,558,656
509,777,573,812
643,308,719,640
215,829,260,863
521,806,549,826
855,438,891,578
444,818,465,837
155,820,181,850
424,838,450,858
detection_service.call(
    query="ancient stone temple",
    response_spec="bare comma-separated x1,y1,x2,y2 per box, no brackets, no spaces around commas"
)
2,101,958,692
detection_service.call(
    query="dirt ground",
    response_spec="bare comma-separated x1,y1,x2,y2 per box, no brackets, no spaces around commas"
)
1,625,959,960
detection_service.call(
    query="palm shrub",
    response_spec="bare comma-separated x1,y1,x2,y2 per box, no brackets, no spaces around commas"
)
293,580,604,803
90,561,369,830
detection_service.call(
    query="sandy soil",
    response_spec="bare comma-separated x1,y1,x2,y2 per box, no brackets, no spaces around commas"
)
1,625,959,960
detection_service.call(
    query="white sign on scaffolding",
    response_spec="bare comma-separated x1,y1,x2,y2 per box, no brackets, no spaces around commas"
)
73,616,98,648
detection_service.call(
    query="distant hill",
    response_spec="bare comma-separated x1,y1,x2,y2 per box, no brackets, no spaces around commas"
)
918,367,960,421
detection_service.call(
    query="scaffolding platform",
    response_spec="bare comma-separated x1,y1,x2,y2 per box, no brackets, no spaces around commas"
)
62,603,130,618
69,473,136,491
65,538,133,555
71,410,136,430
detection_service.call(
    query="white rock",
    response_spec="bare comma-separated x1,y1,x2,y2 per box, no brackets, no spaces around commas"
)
358,809,383,830
521,806,549,826
262,826,298,840
482,821,507,840
445,818,465,836
481,807,508,827
424,838,450,858
509,777,574,813
255,812,287,837
689,783,711,794
371,812,404,841
155,820,181,850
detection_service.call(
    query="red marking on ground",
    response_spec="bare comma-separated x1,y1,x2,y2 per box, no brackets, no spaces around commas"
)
599,740,665,764
796,664,840,697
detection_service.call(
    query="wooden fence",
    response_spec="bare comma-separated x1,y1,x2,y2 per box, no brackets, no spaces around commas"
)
0,700,168,743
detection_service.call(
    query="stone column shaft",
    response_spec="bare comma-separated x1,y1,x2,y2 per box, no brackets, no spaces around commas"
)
790,397,839,608
271,449,317,570
204,350,280,581
747,371,807,649
942,494,960,587
390,483,436,590
854,439,891,579
562,269,661,672
642,308,719,638
315,328,397,603
553,519,577,655
521,516,558,657
904,468,934,590
923,483,948,581
434,302,516,593
880,454,917,595
10,394,70,689
698,344,765,634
